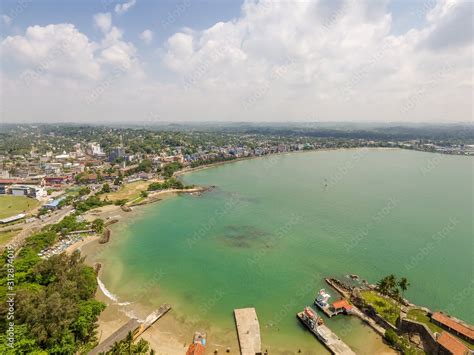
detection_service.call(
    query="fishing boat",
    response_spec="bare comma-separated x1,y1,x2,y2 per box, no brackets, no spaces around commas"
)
297,307,356,354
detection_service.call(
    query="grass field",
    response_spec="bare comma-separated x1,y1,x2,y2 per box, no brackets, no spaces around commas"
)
361,290,400,325
100,181,151,202
0,195,40,219
0,230,20,245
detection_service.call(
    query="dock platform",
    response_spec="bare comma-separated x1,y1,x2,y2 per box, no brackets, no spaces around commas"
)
234,308,262,355
297,311,355,355
315,301,337,318
89,304,171,355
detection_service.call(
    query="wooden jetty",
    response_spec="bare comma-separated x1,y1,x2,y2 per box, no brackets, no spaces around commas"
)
297,308,355,355
89,304,171,355
234,308,262,355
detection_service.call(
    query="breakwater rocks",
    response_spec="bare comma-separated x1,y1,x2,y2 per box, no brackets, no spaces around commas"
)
121,205,132,212
99,229,111,244
105,219,119,226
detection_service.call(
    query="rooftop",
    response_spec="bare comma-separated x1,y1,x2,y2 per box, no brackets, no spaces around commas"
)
186,343,205,355
333,299,353,310
432,312,474,340
437,332,470,355
0,213,26,224
44,197,65,208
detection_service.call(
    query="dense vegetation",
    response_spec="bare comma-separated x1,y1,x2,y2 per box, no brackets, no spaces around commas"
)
106,331,154,354
148,178,190,191
0,228,104,353
2,123,472,157
376,274,410,300
74,195,112,214
158,162,183,178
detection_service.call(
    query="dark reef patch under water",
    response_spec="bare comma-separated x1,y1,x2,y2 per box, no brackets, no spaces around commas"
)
219,225,272,248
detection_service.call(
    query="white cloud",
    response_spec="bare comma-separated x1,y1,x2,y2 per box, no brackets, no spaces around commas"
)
0,0,472,123
94,12,112,33
99,26,138,69
159,0,472,122
139,29,153,44
2,24,101,81
115,0,137,15
2,15,11,27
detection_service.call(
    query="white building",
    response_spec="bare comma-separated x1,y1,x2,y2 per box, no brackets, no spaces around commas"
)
9,185,47,199
87,143,105,157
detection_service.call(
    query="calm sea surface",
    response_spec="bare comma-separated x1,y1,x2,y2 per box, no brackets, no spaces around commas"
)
97,149,473,353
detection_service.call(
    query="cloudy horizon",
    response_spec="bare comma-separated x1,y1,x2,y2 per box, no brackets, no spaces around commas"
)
1,0,473,124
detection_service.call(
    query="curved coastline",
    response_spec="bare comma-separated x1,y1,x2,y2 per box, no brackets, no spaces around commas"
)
82,148,409,353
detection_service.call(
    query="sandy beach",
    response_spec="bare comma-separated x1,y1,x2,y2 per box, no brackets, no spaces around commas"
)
81,187,217,353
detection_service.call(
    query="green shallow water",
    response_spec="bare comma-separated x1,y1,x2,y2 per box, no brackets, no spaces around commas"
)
98,149,473,353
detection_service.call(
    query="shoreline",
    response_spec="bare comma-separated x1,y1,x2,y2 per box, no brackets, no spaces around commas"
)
175,147,386,177
82,148,402,353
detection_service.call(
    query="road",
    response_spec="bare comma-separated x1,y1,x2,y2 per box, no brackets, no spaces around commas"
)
0,205,74,253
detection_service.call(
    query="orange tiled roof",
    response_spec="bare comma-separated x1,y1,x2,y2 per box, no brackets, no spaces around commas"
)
432,312,474,340
333,299,352,310
437,332,469,355
186,343,205,355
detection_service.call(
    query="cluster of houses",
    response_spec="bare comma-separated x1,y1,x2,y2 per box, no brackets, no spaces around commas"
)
0,139,312,196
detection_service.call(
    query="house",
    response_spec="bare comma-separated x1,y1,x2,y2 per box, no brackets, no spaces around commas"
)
437,332,470,355
43,197,65,210
81,174,98,184
138,172,153,180
332,299,353,315
103,173,119,181
431,312,474,344
44,176,71,185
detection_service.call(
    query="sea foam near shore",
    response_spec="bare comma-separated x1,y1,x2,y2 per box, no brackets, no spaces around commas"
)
97,277,131,306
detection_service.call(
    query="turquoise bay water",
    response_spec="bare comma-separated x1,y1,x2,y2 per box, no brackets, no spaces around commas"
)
98,149,473,352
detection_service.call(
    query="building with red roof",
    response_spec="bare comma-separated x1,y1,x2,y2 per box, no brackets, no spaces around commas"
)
432,312,474,344
332,299,353,314
437,332,470,355
186,342,205,355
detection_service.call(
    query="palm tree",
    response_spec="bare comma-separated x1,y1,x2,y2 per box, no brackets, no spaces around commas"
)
134,338,150,354
398,277,410,302
377,276,390,295
125,331,134,355
386,274,397,295
109,341,124,354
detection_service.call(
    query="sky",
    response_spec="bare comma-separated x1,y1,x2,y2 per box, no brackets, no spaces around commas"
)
0,0,472,124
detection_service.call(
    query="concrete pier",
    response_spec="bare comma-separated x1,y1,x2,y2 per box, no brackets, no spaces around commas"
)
234,308,262,355
297,311,355,355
